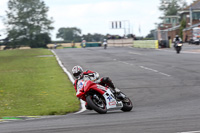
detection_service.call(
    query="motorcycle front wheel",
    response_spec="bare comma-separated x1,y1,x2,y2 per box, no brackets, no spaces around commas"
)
86,94,107,114
121,97,133,112
176,47,181,54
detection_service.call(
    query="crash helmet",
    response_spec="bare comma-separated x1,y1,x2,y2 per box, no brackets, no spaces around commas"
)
72,66,83,79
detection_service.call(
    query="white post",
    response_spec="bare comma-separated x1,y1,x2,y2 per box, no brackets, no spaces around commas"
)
190,7,193,27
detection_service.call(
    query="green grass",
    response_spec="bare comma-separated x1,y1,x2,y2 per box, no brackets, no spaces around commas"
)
0,49,80,117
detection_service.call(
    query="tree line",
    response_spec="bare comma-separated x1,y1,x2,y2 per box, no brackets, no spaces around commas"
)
56,27,107,43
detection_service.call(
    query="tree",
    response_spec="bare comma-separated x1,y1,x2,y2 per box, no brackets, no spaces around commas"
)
90,33,105,42
145,30,155,39
159,0,187,16
5,0,54,48
179,19,186,39
31,33,51,48
56,27,82,42
82,33,105,42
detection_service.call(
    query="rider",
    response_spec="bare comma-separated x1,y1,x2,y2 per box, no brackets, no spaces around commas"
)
173,35,182,47
103,39,107,49
72,66,124,102
81,39,86,48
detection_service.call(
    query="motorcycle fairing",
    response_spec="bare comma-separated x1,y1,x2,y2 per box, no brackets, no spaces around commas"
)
103,89,123,110
76,80,106,99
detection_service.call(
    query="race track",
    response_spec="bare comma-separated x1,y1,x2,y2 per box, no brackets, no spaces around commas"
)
1,44,200,133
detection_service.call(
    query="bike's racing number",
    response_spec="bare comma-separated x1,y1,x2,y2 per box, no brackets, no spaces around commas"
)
76,80,84,96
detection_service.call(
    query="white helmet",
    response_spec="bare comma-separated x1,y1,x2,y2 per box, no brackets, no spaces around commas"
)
72,66,83,79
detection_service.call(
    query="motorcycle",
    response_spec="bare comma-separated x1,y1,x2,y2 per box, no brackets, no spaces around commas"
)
174,41,183,54
76,79,133,114
103,40,107,49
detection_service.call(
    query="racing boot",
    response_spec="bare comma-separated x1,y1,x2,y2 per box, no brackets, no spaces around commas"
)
100,77,125,100
113,88,126,100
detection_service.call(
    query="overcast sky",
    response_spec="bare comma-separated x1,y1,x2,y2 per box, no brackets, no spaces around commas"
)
0,0,193,40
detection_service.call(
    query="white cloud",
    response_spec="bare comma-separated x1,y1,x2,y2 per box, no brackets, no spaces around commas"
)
186,0,193,4
48,0,162,39
0,0,7,7
0,0,8,37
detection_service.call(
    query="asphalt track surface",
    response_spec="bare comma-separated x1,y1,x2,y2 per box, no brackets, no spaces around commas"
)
1,44,200,133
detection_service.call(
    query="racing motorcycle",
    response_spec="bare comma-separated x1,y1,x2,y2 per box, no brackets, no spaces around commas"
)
174,41,183,54
76,79,133,114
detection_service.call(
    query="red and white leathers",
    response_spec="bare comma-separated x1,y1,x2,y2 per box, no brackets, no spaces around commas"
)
74,70,115,92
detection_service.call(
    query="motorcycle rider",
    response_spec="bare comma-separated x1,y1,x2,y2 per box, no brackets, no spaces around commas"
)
173,35,182,47
72,65,124,109
103,39,107,49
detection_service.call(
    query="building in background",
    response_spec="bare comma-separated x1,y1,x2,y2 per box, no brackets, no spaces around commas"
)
156,0,200,44
181,0,200,43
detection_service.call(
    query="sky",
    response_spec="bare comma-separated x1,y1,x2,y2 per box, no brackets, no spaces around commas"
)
0,0,194,40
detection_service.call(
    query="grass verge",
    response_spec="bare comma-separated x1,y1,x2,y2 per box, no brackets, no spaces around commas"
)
0,49,80,117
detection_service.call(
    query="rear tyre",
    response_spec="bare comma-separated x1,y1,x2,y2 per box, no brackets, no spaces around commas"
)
121,98,133,112
86,94,107,114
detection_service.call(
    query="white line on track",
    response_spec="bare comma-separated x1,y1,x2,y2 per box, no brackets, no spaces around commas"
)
113,58,171,77
128,52,144,55
177,130,200,133
140,66,171,77
51,50,86,114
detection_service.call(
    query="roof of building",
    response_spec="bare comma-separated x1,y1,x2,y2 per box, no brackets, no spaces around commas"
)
183,22,200,31
184,0,200,10
168,25,180,31
160,15,179,19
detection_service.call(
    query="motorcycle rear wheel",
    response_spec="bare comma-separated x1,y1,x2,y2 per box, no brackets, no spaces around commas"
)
86,94,107,114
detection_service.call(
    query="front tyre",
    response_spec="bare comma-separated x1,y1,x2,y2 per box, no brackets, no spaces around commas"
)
176,47,181,54
121,98,133,112
86,94,107,114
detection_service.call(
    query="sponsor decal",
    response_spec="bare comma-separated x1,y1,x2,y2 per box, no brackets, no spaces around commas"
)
107,95,112,101
109,101,116,106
